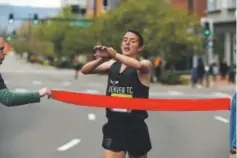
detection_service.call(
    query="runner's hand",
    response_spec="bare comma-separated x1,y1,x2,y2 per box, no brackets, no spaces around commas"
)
93,45,111,60
105,47,117,58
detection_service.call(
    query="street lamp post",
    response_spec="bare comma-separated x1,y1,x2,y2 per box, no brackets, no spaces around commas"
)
94,0,97,18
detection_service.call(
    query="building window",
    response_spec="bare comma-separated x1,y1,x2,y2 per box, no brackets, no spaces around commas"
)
208,0,236,10
187,0,194,14
207,0,223,11
71,5,80,13
227,0,236,8
216,0,222,10
103,0,108,6
207,0,215,11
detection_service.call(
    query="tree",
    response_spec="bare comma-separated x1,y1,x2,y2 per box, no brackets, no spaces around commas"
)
72,0,204,64
62,27,97,56
16,0,204,68
33,7,74,57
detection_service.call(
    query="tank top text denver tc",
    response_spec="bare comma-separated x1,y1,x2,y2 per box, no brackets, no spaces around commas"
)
105,62,149,120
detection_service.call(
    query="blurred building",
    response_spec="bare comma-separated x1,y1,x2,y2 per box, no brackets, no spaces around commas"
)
170,0,206,18
85,0,122,19
64,0,235,71
62,0,87,8
170,0,236,69
169,0,207,71
206,0,236,66
61,0,87,14
103,0,122,10
85,0,103,18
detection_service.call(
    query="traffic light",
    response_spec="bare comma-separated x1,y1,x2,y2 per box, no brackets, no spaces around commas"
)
7,35,12,41
71,5,80,14
8,13,14,24
12,30,16,36
203,21,211,36
33,14,39,24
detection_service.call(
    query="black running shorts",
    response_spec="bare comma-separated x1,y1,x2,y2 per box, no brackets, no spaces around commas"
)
102,118,152,157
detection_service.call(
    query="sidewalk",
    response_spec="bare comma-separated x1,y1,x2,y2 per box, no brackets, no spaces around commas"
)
0,53,74,74
151,78,236,90
211,81,236,90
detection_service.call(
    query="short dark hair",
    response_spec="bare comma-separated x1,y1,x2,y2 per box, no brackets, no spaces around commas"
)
126,30,144,47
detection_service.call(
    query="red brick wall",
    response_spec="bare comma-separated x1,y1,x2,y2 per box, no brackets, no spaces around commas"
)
194,0,206,17
170,0,206,18
171,0,188,10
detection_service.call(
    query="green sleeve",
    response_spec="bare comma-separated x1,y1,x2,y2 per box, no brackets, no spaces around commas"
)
0,88,41,107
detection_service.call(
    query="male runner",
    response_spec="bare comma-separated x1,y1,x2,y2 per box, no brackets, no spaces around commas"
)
0,37,51,106
81,30,152,158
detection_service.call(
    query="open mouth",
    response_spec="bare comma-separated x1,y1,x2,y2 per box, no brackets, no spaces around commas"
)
124,47,130,52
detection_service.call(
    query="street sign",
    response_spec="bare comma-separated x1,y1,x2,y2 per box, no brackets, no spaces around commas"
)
70,20,92,27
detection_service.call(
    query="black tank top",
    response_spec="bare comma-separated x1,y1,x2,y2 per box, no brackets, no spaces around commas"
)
105,61,149,120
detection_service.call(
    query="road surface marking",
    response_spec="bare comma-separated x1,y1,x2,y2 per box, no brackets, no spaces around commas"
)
88,113,96,120
212,92,231,98
84,89,100,94
0,70,73,75
88,83,103,87
62,81,72,86
57,139,81,151
32,80,42,85
13,88,28,92
214,116,229,123
196,84,203,89
168,90,184,96
150,92,168,96
149,92,212,98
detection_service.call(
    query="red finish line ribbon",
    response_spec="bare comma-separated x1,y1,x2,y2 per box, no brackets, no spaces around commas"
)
51,90,230,111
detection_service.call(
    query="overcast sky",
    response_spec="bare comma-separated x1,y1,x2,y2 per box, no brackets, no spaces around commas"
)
0,0,87,8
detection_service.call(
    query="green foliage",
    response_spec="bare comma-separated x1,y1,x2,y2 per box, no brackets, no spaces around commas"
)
159,71,189,85
14,0,204,66
160,71,182,85
11,41,31,55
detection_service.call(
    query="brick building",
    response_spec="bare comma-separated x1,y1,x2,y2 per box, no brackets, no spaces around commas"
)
170,0,206,18
206,0,236,66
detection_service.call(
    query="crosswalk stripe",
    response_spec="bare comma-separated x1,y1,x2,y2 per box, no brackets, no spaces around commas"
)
168,90,184,96
149,92,220,98
62,81,72,86
84,89,100,94
32,80,43,85
212,92,231,98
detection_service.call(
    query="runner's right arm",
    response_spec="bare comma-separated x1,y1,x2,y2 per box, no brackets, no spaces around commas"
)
81,58,114,74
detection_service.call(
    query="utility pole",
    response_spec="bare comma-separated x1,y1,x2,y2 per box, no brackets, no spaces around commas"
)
201,17,214,87
94,0,97,18
28,13,32,42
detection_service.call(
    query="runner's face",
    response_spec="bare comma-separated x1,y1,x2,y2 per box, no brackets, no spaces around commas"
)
121,32,141,57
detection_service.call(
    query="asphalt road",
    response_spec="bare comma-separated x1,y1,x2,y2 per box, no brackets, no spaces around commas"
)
0,54,236,158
